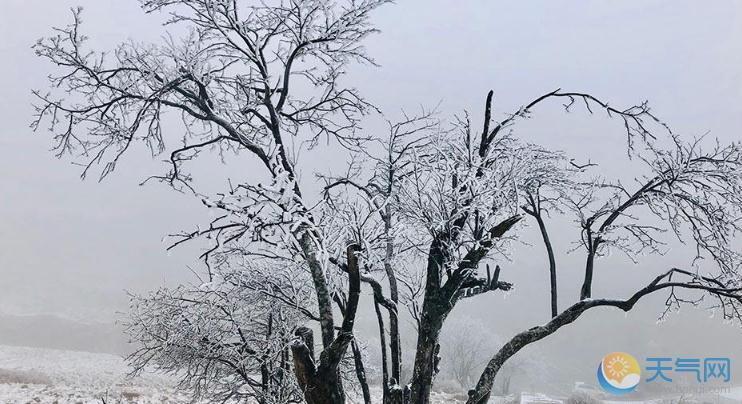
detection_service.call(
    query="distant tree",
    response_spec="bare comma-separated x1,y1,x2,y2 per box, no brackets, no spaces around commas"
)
440,318,490,389
495,358,523,397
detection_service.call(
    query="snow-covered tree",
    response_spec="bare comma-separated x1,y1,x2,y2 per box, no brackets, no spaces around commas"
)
33,2,742,404
321,102,571,403
33,1,389,403
463,92,742,404
321,90,742,404
125,260,310,403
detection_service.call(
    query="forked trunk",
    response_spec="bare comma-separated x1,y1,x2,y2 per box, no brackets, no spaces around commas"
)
292,327,349,404
299,371,347,404
292,244,362,404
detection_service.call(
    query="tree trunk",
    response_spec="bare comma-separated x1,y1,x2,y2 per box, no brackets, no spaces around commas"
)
533,212,558,318
388,384,407,404
292,244,362,404
409,304,446,404
298,231,336,348
292,328,349,404
580,237,598,300
384,206,403,384
298,369,347,404
581,252,594,299
373,299,391,403
351,339,372,404
388,313,402,384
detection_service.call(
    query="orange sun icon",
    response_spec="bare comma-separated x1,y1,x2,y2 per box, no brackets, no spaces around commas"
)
607,356,630,379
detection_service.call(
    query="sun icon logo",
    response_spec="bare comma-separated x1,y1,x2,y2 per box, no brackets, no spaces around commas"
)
607,356,630,378
597,352,641,395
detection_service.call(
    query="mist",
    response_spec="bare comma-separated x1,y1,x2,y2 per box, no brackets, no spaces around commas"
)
1,1,741,402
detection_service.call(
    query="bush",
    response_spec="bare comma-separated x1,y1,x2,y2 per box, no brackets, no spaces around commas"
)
0,368,52,385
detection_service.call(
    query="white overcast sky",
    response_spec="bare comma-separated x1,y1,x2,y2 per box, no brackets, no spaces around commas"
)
1,1,742,365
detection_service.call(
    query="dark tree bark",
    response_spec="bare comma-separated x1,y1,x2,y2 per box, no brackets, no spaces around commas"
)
324,146,407,403
406,219,514,404
405,89,675,404
409,237,450,404
409,305,446,404
523,193,558,317
361,273,401,404
580,235,598,300
537,213,558,317
373,299,390,402
383,205,403,386
292,244,362,404
409,215,519,404
259,311,274,404
408,91,535,404
351,339,372,404
580,176,670,300
335,276,373,404
466,268,742,404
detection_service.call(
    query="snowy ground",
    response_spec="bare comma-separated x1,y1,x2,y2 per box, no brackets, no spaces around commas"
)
0,345,471,404
1,344,739,403
0,345,192,403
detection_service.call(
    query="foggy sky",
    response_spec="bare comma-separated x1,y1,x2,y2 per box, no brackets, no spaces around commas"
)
2,0,742,381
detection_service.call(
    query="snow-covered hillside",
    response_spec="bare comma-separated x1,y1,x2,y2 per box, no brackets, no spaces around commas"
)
2,344,740,404
0,345,191,403
0,345,470,403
